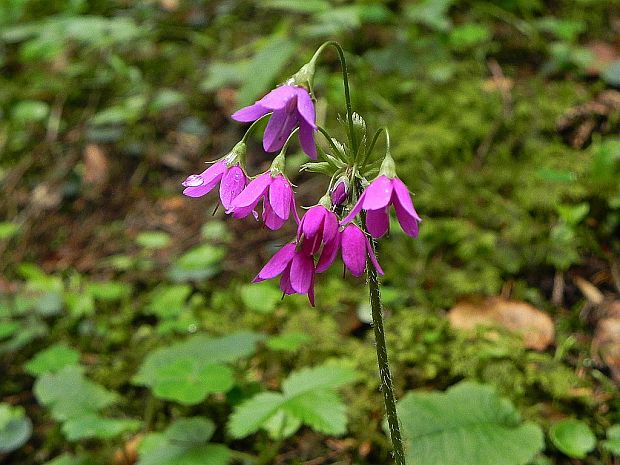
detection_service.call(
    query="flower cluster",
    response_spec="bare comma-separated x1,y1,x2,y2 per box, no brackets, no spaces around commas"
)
181,49,420,306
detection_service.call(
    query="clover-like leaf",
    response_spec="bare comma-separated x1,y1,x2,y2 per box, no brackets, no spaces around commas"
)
549,419,596,459
228,363,358,439
137,417,231,465
62,414,141,441
398,382,544,465
33,366,117,421
24,344,80,376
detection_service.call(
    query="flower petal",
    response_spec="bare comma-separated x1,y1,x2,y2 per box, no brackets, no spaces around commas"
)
316,231,341,273
263,109,298,153
279,264,295,295
229,172,271,211
253,243,296,282
361,176,394,210
182,160,227,198
340,192,365,225
322,210,339,243
231,103,269,122
268,175,293,220
365,207,390,238
365,236,384,276
219,165,247,210
341,224,367,277
290,252,314,294
295,87,316,128
298,121,317,160
263,200,287,230
307,274,315,307
258,85,298,110
392,178,421,221
301,206,325,240
394,198,420,237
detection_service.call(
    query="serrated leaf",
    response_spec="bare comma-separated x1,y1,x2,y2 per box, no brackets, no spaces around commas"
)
24,344,80,376
228,392,286,438
137,417,230,465
283,390,347,435
549,419,596,459
398,382,544,465
34,366,117,421
62,414,140,441
262,410,302,439
282,364,358,397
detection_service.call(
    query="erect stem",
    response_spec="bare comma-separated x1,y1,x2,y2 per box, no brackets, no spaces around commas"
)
365,233,406,465
241,113,271,143
310,41,357,156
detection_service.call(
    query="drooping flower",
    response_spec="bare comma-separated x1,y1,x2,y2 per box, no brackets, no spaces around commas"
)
228,171,298,230
231,85,317,159
297,204,339,254
316,224,383,277
182,159,249,211
341,175,421,238
253,243,315,305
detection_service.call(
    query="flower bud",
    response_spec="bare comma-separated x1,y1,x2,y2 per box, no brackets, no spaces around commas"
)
331,178,349,206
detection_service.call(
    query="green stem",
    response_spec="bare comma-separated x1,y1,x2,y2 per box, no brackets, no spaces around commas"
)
241,113,271,143
317,125,344,158
364,227,406,465
310,41,357,156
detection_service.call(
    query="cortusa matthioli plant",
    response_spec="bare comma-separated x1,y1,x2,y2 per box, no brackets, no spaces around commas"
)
182,42,420,465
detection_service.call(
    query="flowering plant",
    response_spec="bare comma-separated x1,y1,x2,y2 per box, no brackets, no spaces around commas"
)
182,41,420,465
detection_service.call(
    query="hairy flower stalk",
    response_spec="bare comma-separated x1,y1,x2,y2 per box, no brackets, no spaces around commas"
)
181,41,420,464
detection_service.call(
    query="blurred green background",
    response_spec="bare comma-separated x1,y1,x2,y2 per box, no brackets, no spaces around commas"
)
1,1,620,464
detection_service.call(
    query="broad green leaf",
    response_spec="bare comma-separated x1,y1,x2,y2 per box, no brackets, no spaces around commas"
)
398,382,544,465
0,321,20,340
0,404,32,453
168,244,226,282
228,392,286,438
145,285,192,319
87,281,131,301
62,414,140,441
11,100,49,124
149,90,186,113
602,424,620,456
151,360,234,405
137,417,230,465
266,332,311,352
240,282,281,314
549,419,596,459
136,231,171,249
24,344,80,376
34,366,117,421
283,390,347,435
43,453,96,465
282,364,359,397
258,0,329,13
262,410,302,439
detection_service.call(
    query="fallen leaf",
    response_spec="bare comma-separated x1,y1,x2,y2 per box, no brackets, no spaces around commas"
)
592,315,620,384
448,297,555,350
83,144,109,190
574,276,605,305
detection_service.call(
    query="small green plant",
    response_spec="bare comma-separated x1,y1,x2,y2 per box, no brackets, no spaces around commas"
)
229,363,358,439
0,403,32,453
549,419,596,459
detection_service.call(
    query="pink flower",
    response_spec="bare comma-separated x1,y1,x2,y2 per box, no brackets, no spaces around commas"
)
297,205,339,254
228,171,298,230
232,85,317,160
341,175,421,238
253,243,315,306
330,179,348,206
182,159,248,210
317,224,383,277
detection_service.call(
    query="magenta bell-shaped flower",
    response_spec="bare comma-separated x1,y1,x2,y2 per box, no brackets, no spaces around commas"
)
182,159,249,211
227,171,299,231
341,175,421,238
253,243,316,306
297,205,339,255
316,223,384,277
231,85,317,160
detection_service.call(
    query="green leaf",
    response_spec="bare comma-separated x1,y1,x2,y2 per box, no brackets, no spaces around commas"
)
0,222,19,240
145,285,192,319
137,417,231,465
168,244,226,282
601,61,620,87
24,344,80,376
266,332,311,352
398,382,544,465
87,281,131,301
0,404,32,453
549,419,596,459
259,0,330,14
228,363,358,439
602,424,620,456
62,414,140,441
11,100,49,124
136,231,171,249
262,410,302,439
43,453,96,465
0,321,20,340
151,360,234,405
34,366,117,421
240,282,282,314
